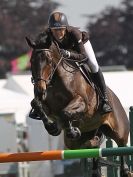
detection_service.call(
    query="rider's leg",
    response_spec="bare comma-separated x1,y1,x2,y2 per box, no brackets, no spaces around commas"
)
90,68,112,114
83,40,112,114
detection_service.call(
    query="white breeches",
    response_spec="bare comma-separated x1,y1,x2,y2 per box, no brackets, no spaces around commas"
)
84,40,99,73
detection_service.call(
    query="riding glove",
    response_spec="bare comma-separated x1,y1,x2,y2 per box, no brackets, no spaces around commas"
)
60,49,70,58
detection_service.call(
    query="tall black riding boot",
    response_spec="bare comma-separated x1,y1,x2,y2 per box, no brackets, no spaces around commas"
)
90,68,112,115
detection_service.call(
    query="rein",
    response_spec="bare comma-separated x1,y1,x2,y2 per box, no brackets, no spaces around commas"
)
53,41,87,73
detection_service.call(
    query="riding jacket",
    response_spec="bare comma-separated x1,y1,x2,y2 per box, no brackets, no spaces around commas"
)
35,26,89,61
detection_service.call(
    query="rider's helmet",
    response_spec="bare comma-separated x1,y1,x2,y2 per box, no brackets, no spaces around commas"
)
48,12,69,29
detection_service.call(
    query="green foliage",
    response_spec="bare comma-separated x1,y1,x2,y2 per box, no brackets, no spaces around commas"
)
86,0,133,69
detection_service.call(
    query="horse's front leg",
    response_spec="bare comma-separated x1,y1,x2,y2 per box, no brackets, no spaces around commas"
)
63,95,87,118
31,98,62,136
61,95,86,139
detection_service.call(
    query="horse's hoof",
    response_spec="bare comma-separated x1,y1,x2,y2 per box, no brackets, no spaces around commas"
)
44,122,62,136
66,127,81,140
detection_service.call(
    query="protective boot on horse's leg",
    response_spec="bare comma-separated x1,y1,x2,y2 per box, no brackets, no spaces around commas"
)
83,40,112,115
29,99,41,119
29,98,62,136
29,84,41,119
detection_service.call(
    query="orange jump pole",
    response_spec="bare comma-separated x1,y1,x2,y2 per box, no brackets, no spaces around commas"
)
0,150,62,163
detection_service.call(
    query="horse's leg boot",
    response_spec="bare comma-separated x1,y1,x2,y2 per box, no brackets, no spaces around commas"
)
29,108,41,120
44,122,62,136
29,99,41,120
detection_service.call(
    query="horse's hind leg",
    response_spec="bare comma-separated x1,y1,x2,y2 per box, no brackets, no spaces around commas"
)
92,158,101,177
120,156,129,177
117,133,130,177
111,138,130,177
115,138,130,177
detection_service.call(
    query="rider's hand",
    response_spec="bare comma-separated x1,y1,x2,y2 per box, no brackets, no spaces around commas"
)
60,49,70,58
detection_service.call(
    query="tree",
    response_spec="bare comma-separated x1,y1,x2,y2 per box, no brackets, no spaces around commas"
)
0,0,59,78
0,0,59,60
86,0,133,69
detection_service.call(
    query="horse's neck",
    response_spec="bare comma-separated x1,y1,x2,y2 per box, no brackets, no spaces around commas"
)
50,43,97,103
50,43,61,63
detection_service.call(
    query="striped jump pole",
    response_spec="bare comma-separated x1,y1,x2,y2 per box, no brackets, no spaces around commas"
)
0,146,133,163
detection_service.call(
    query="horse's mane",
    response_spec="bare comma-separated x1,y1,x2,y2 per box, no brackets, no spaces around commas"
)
49,42,63,62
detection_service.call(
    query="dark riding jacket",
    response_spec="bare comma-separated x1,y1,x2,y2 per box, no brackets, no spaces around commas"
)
35,26,89,60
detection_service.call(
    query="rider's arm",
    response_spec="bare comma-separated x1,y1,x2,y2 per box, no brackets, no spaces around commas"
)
68,28,88,60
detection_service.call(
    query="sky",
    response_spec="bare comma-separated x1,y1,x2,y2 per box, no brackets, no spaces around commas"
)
52,0,122,30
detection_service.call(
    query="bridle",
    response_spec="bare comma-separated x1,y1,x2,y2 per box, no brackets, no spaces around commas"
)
31,47,64,88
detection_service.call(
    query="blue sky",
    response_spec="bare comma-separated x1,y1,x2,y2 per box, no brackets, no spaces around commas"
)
52,0,122,30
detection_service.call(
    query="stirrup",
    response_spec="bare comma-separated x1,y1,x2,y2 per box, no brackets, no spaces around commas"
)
100,101,112,115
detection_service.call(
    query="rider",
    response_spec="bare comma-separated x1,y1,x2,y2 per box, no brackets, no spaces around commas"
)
29,11,112,119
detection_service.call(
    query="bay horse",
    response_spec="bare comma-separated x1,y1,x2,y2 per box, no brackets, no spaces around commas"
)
26,36,130,177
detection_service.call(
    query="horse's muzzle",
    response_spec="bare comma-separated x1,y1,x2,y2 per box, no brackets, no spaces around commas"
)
34,83,47,100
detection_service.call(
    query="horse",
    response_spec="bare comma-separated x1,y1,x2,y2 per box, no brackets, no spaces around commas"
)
26,36,130,177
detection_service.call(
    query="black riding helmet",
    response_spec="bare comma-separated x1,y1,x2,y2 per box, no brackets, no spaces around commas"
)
48,12,69,29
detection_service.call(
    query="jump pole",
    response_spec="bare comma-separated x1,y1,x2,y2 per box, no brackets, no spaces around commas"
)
0,146,133,163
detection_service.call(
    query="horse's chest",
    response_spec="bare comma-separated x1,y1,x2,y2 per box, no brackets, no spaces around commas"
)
46,88,73,112
58,68,75,91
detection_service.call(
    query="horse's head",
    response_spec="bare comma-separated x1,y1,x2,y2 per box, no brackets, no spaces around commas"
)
26,34,80,102
26,37,61,100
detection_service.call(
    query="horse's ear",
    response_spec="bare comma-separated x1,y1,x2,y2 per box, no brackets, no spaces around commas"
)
25,36,36,48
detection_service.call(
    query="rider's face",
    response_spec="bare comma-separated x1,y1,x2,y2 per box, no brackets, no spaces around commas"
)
51,28,66,40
